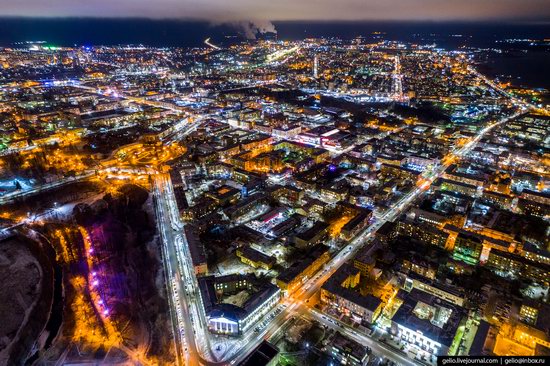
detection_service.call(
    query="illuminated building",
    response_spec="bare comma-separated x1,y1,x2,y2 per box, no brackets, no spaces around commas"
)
313,54,319,79
270,185,304,205
400,272,466,307
198,274,280,336
321,264,383,324
452,232,483,265
404,155,436,171
206,162,234,178
520,303,539,326
204,185,241,206
375,221,397,242
236,246,275,270
271,124,302,139
402,258,437,280
340,209,373,241
240,135,273,153
326,332,370,366
183,225,208,275
380,163,421,184
276,244,330,295
511,171,541,193
273,141,330,164
293,221,329,249
409,207,449,227
517,197,550,218
521,189,550,206
320,181,349,202
269,214,301,238
443,165,487,188
390,289,466,356
508,302,550,352
218,143,241,157
438,178,478,197
518,243,550,267
181,197,218,221
376,154,403,167
485,249,550,284
224,192,268,221
353,239,384,276
397,220,451,248
481,190,514,209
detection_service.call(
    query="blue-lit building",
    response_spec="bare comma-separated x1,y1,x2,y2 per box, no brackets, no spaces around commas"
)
198,274,280,336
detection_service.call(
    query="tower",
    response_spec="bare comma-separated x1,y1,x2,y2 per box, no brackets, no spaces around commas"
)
313,54,319,79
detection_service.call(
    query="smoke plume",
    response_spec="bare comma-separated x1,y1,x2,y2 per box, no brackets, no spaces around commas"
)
234,20,277,39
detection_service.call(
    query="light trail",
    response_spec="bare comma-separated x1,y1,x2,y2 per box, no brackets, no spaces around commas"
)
204,38,221,51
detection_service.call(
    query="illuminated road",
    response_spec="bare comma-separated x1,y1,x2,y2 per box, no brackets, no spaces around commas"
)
468,65,548,113
153,172,279,366
72,83,189,113
307,308,419,366
0,172,94,205
204,38,221,51
266,46,300,64
153,174,201,366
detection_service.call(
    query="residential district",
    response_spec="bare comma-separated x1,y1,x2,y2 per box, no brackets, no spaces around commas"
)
0,37,549,366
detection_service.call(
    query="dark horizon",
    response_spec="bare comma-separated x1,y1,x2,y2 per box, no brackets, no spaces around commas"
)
1,18,549,89
0,18,549,47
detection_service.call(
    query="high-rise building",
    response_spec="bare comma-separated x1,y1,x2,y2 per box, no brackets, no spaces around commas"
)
313,54,319,79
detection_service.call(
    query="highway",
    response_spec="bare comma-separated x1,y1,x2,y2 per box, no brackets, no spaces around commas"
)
468,65,548,113
153,174,200,366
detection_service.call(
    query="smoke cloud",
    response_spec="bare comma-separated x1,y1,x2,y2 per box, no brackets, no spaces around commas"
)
233,20,278,39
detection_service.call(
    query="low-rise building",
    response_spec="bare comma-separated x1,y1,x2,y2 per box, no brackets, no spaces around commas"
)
293,221,329,249
184,225,208,276
321,263,383,324
199,274,280,336
486,249,550,284
326,332,370,366
390,289,466,356
236,246,276,270
400,272,466,306
276,244,330,295
340,208,372,241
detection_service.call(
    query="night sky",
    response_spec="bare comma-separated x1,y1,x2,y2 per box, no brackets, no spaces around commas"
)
1,0,549,22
